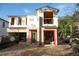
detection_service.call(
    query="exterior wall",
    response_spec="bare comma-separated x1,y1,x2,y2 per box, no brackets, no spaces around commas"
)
36,10,58,27
8,16,39,29
27,28,39,46
36,9,58,46
27,16,39,28
27,16,40,45
7,6,58,46
7,16,40,46
8,16,27,28
0,19,8,36
0,19,8,28
53,16,58,27
7,28,27,32
36,10,43,17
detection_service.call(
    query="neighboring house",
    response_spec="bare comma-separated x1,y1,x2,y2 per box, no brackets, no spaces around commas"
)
0,18,8,36
7,6,59,46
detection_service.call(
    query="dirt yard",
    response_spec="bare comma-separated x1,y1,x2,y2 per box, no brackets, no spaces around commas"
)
0,42,78,56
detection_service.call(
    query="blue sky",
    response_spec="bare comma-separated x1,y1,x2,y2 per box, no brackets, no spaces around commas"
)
0,3,77,20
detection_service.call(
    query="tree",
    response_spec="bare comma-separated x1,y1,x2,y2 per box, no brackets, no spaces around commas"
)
58,16,73,39
58,3,79,39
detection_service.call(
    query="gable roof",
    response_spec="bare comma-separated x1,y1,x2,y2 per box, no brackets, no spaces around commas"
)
0,18,8,23
36,5,59,13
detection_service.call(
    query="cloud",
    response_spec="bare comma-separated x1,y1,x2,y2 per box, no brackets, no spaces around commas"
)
23,9,31,14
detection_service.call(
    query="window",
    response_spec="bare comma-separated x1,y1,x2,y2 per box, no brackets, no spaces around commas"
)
11,17,14,25
44,19,53,24
18,17,22,25
31,31,37,43
44,11,53,24
44,11,53,18
2,22,5,28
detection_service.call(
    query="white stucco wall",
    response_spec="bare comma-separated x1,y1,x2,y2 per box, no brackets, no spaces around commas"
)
36,10,58,27
8,16,27,28
27,16,39,28
36,10,43,17
7,16,39,32
53,16,58,27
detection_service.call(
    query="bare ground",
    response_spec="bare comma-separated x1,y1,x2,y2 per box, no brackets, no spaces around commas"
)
0,42,77,56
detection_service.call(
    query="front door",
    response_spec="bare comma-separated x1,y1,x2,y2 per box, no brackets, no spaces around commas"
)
31,30,37,43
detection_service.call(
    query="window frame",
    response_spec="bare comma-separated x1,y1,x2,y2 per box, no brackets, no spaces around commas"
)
18,17,22,25
2,22,5,28
11,17,15,25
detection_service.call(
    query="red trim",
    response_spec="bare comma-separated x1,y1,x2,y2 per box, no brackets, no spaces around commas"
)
42,29,57,47
54,30,56,47
42,42,44,47
30,30,38,46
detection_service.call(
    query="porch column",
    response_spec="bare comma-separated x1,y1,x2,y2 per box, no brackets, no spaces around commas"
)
54,29,57,46
36,29,39,46
42,28,44,47
26,28,30,45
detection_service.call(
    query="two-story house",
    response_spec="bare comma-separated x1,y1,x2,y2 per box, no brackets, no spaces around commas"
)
7,6,59,47
0,18,8,36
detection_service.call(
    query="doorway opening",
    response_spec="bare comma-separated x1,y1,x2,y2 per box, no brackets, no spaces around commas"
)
44,31,54,44
30,30,37,44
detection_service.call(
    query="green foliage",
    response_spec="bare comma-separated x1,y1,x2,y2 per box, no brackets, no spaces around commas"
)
58,11,79,39
58,16,73,38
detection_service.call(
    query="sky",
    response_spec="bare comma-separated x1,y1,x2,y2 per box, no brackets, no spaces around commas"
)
0,3,77,20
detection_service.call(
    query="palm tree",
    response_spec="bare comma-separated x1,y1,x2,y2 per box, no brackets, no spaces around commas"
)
58,16,74,39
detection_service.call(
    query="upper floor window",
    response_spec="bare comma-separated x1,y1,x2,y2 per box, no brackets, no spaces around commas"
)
11,17,14,25
44,19,53,24
2,22,5,28
18,17,22,25
44,11,53,24
44,11,53,18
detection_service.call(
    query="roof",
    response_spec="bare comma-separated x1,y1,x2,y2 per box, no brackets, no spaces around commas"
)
36,5,59,13
0,18,9,23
